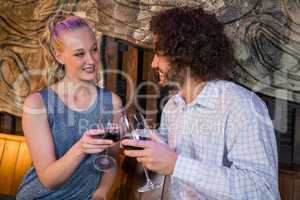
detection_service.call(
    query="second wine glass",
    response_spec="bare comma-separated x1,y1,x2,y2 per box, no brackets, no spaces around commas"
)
122,113,162,193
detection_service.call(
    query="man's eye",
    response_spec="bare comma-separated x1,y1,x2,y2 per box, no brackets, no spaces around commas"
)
92,47,98,53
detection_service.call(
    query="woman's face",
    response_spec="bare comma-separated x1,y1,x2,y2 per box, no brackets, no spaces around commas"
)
55,27,99,82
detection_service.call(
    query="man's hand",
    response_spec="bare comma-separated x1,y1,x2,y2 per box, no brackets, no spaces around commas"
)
121,139,177,175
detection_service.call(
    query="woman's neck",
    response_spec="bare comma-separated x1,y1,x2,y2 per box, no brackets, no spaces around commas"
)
58,77,95,94
53,78,97,111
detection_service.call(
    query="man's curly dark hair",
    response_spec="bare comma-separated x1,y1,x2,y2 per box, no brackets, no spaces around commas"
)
150,6,234,82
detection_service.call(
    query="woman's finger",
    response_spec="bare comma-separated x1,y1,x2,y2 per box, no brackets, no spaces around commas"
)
84,148,106,154
82,143,111,150
86,138,113,145
86,129,106,137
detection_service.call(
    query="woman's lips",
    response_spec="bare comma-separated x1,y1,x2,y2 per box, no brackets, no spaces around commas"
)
82,65,95,73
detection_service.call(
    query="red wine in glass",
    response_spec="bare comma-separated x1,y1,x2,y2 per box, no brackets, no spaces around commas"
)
93,127,120,172
104,131,120,142
122,136,150,150
92,131,120,142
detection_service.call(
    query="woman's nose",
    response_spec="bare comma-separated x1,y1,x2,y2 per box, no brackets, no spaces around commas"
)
86,52,96,64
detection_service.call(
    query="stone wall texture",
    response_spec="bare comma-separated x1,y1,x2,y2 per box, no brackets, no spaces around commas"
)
0,0,299,116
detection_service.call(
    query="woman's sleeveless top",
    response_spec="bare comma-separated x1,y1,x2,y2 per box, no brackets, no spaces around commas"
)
16,87,113,200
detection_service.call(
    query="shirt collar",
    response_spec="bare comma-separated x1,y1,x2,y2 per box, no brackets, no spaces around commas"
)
173,81,220,109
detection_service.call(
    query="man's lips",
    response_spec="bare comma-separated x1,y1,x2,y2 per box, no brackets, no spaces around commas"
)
156,70,166,84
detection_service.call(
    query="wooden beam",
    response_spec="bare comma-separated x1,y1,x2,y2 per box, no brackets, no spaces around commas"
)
125,46,138,115
143,51,158,128
104,37,119,93
294,108,300,165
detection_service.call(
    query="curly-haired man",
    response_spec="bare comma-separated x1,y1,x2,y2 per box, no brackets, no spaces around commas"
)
122,7,279,199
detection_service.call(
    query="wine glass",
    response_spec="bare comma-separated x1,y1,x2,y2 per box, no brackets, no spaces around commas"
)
122,113,162,192
93,122,120,172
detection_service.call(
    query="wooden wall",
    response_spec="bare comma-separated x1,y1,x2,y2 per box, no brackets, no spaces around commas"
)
0,113,22,135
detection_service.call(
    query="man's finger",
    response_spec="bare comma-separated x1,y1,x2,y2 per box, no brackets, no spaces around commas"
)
121,139,149,148
137,157,149,163
124,149,147,157
149,130,164,143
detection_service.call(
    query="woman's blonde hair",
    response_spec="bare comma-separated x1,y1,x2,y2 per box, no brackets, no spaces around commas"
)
40,13,96,84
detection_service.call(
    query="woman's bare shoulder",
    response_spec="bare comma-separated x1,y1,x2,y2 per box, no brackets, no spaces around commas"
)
23,92,46,114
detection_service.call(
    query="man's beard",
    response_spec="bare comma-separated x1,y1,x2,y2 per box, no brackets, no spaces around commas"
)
164,66,185,89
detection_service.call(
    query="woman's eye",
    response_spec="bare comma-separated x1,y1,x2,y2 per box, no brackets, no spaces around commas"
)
74,53,84,57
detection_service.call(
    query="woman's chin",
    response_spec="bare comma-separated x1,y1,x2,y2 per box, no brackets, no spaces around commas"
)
80,75,97,82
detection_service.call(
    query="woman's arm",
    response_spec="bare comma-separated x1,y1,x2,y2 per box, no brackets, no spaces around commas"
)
92,92,123,199
23,93,112,190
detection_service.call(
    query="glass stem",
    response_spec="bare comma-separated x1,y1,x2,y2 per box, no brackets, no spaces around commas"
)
142,165,153,185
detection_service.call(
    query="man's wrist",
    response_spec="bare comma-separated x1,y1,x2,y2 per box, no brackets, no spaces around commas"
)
167,151,178,175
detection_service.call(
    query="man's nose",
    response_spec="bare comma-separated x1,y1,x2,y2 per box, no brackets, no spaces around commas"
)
151,55,159,69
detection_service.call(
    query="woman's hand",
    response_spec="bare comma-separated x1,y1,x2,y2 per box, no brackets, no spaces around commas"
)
76,129,114,154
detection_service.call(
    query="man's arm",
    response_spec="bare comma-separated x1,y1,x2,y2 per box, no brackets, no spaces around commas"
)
172,99,279,199
124,97,279,199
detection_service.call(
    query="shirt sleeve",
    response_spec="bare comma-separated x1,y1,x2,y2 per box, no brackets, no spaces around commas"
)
157,111,169,143
172,97,280,199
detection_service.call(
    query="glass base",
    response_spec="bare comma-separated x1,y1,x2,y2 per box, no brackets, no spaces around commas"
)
94,155,116,172
138,181,162,193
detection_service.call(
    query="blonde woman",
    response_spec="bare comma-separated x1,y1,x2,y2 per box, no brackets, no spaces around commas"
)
17,14,122,200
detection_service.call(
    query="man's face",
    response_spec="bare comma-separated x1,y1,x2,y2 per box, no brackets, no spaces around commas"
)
151,35,171,85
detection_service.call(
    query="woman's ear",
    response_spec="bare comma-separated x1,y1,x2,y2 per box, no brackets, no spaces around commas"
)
54,50,64,65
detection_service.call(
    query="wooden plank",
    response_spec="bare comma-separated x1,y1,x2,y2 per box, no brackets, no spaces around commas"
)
107,153,127,200
279,174,294,200
0,140,20,195
15,116,23,135
1,114,13,133
294,179,300,200
11,142,32,194
0,140,4,163
125,46,138,115
294,108,300,165
143,51,158,128
104,37,119,93
0,133,25,142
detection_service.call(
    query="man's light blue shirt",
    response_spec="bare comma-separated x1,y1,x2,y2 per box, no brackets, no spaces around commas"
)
159,80,279,199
